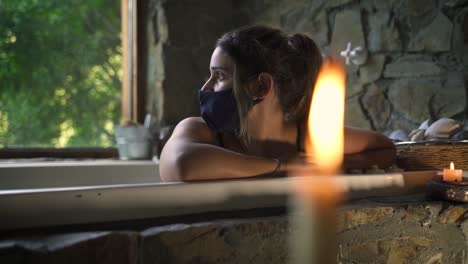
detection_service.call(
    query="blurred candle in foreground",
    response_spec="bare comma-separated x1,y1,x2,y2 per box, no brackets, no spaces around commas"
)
290,58,346,264
443,162,462,182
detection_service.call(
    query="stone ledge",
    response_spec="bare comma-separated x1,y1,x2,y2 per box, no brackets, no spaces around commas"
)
1,198,466,264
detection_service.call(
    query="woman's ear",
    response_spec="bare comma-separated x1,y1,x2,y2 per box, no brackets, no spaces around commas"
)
247,72,274,99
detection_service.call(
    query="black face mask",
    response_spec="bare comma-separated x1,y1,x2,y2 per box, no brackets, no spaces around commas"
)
199,89,263,133
199,89,240,132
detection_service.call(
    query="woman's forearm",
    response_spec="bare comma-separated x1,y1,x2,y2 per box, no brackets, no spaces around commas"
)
344,127,395,154
342,126,396,170
342,146,396,171
160,141,278,182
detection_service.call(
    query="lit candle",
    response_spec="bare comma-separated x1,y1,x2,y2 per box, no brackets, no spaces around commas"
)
443,162,463,182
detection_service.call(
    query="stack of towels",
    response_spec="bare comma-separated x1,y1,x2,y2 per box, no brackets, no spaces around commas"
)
390,117,467,142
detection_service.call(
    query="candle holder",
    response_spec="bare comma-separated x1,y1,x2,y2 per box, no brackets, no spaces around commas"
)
427,174,468,202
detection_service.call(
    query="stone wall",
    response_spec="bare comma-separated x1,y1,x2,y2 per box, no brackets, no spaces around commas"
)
145,0,247,126
2,197,467,263
146,0,467,135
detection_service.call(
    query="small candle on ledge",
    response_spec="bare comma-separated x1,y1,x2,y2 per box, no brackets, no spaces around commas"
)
443,162,463,182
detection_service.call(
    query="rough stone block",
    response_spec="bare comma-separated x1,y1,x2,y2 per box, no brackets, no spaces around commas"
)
0,232,139,264
337,206,394,232
326,0,355,9
403,205,433,226
341,236,434,264
293,11,329,48
346,80,364,98
361,0,394,12
407,0,436,17
384,60,442,78
408,12,453,52
361,83,391,131
367,11,402,52
461,217,468,263
359,55,386,84
253,0,293,28
436,53,464,72
345,97,372,129
438,206,468,224
330,9,366,57
2,201,468,264
280,5,308,29
387,77,465,123
445,0,468,7
140,219,288,264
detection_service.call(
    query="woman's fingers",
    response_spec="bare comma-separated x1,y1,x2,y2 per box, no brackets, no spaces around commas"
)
283,158,317,177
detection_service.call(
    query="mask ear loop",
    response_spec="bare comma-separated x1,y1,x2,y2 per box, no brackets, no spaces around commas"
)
246,73,266,106
252,98,264,105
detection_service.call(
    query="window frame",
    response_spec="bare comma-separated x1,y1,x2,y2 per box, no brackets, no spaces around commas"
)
1,0,146,159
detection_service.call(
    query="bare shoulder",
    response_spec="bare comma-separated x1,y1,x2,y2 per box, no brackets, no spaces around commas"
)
171,117,216,144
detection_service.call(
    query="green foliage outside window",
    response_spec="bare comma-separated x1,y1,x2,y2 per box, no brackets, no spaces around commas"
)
0,0,121,147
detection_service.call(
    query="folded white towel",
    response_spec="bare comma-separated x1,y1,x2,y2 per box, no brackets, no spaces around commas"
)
424,117,462,139
409,128,425,141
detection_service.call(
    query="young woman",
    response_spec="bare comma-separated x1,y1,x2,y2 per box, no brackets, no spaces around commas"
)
160,25,395,182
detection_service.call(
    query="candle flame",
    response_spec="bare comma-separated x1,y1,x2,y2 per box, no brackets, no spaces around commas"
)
306,58,346,175
450,162,454,170
289,58,346,264
294,58,346,202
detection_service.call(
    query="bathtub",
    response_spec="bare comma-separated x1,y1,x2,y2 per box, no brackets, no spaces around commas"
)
0,159,161,190
0,160,429,232
0,160,289,231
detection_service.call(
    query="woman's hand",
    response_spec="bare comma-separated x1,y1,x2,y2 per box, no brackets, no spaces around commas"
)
280,153,318,177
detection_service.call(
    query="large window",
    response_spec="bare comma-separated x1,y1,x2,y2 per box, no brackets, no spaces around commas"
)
0,0,122,149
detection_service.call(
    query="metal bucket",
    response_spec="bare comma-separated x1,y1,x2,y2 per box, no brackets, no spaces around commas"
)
115,125,152,160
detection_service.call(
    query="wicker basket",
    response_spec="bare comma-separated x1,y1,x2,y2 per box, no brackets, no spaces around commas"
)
396,141,468,171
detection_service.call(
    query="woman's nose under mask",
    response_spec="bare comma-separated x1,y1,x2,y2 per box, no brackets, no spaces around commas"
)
199,89,263,133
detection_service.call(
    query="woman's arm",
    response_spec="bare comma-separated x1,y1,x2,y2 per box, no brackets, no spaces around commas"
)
342,127,396,170
159,117,279,182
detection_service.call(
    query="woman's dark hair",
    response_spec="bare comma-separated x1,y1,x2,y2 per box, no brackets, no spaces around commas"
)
216,25,322,140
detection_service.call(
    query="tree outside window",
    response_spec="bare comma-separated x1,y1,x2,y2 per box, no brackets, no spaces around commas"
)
0,0,121,148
